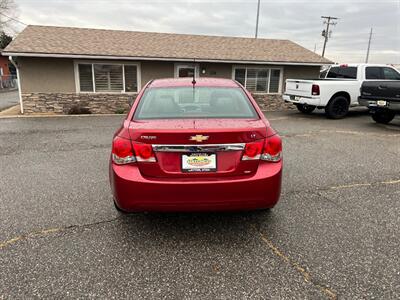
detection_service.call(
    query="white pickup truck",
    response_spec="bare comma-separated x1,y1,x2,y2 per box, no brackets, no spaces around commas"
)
282,64,400,119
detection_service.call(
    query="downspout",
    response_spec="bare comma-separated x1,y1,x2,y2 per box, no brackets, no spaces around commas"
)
8,56,23,114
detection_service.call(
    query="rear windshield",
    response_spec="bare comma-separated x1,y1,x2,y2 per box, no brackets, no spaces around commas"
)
133,87,259,120
327,66,357,79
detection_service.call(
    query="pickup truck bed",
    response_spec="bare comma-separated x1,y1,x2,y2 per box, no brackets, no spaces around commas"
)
359,81,400,124
283,64,400,119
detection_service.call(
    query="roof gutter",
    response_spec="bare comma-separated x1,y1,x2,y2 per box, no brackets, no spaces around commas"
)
8,56,23,114
2,51,332,66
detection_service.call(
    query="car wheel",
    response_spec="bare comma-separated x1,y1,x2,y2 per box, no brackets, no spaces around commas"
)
371,110,395,124
296,104,316,114
325,96,349,119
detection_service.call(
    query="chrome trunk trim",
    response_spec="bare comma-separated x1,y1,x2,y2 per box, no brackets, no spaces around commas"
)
152,143,245,153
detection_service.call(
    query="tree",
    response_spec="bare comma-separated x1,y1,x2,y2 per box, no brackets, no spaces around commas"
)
0,31,12,49
0,0,18,33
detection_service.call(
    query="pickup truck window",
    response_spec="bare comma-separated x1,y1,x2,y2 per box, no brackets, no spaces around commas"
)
327,67,357,79
365,67,382,79
382,67,400,80
366,67,400,80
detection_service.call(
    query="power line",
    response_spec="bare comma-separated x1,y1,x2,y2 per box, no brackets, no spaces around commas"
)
0,12,28,26
321,16,338,57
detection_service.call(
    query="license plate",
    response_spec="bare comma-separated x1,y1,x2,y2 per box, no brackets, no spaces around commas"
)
182,153,216,172
377,100,387,106
290,95,300,101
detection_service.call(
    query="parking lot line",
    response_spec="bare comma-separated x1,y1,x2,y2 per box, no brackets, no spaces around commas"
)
330,178,400,190
0,217,120,250
251,225,337,300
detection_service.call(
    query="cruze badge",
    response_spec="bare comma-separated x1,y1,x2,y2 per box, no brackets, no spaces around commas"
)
141,135,157,140
190,135,209,142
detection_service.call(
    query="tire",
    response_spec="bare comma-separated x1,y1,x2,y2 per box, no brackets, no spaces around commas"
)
325,96,349,119
296,104,316,114
371,110,395,124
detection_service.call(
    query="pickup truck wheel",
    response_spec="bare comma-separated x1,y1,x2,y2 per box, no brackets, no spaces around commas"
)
371,110,395,124
296,104,316,114
325,96,349,119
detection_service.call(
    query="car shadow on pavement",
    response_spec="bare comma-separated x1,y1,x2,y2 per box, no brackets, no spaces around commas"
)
288,107,369,119
113,209,277,242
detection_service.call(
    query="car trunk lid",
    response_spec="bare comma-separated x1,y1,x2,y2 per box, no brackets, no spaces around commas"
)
128,119,267,178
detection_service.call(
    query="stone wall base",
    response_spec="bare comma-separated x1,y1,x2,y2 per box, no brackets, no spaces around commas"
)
251,94,294,111
21,93,134,114
21,92,293,114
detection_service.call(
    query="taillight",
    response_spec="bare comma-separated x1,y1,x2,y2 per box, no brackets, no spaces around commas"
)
112,136,136,165
261,134,282,162
133,143,156,162
312,84,320,96
242,141,263,160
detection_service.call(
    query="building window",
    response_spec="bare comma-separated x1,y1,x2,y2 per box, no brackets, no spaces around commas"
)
78,64,94,92
174,63,200,78
76,62,139,93
233,67,282,94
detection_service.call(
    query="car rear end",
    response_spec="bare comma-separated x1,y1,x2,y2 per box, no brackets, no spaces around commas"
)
283,79,321,106
109,79,282,212
359,80,400,111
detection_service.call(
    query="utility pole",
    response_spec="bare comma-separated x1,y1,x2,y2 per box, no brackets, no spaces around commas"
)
321,16,338,57
314,43,317,53
365,28,373,63
255,0,261,38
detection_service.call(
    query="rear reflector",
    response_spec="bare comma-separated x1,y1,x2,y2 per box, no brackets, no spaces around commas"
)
112,136,136,165
261,134,282,162
312,84,320,96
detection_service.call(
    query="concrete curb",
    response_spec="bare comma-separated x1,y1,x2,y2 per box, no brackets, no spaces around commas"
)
0,88,18,94
0,113,124,119
0,109,294,119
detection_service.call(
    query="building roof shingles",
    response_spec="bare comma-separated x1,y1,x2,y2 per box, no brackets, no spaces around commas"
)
4,25,332,64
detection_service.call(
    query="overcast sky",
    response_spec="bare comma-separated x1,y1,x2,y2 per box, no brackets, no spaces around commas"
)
8,0,400,64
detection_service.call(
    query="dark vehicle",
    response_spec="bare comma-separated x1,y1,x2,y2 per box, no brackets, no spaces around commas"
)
359,80,400,124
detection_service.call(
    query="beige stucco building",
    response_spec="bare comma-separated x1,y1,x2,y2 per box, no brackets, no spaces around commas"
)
3,25,332,114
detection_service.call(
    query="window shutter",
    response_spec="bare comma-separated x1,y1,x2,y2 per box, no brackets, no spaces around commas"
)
94,64,123,92
246,69,257,92
256,69,268,92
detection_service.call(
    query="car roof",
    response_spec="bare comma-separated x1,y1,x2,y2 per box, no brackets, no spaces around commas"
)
330,63,394,68
148,77,240,88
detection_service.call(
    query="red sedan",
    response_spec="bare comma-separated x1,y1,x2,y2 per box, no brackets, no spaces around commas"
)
109,78,282,212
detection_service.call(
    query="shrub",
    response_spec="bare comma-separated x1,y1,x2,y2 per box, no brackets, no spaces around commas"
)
68,105,92,115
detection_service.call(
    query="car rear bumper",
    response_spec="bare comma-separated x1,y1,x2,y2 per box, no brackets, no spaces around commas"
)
358,97,400,111
110,161,282,212
283,94,321,106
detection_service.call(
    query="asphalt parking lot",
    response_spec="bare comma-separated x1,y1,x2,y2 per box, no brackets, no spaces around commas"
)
1,110,399,299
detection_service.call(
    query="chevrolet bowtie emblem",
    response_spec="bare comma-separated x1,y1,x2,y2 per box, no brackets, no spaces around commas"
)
190,135,209,142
